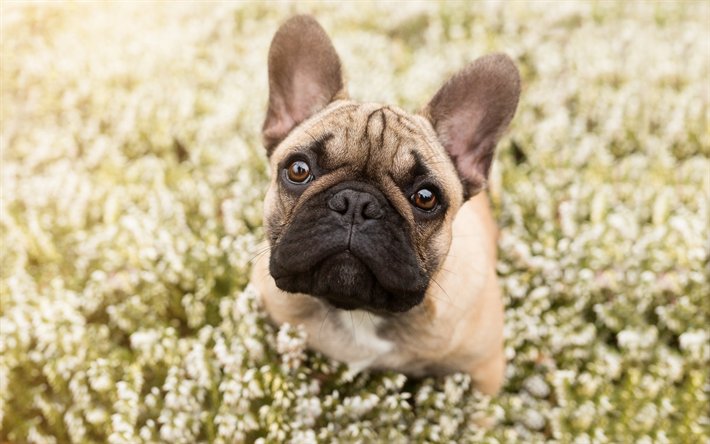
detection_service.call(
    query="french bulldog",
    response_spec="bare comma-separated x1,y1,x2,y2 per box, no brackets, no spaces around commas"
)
251,15,520,395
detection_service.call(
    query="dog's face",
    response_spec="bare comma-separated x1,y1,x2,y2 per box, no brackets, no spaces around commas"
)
265,102,463,312
261,16,520,313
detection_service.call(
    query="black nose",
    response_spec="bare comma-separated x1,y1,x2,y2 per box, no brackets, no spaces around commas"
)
328,189,383,221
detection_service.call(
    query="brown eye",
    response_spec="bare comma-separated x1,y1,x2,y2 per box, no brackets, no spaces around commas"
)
411,188,438,211
286,160,312,183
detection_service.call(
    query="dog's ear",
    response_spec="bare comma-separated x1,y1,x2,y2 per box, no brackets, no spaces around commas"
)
422,54,521,197
263,15,346,155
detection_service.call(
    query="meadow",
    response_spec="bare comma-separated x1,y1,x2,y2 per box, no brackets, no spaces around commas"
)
1,2,708,442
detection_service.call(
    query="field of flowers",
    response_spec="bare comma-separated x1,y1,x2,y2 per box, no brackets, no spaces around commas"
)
1,2,708,443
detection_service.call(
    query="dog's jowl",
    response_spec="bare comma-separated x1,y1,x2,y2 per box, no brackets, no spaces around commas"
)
251,15,520,395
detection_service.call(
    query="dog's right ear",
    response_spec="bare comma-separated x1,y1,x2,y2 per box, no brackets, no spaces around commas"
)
262,15,346,156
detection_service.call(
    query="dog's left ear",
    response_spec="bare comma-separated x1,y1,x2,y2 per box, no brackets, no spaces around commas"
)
262,15,346,155
422,54,521,197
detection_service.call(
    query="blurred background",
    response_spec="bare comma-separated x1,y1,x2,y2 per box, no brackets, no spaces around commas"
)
1,1,708,443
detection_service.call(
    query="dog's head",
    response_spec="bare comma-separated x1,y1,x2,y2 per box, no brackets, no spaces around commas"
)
261,15,520,313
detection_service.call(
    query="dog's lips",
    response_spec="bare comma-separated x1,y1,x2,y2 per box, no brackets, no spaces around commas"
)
270,248,426,312
273,249,371,293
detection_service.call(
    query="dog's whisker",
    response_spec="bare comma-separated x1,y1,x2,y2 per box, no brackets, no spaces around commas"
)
430,277,459,309
358,311,367,328
365,312,376,328
319,305,334,340
427,291,462,311
435,266,458,277
349,311,356,343
247,248,271,264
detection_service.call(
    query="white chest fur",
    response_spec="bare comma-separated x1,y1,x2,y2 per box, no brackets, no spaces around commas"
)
338,310,394,371
333,310,394,372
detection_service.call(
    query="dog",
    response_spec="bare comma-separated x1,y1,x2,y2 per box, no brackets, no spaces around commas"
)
251,15,520,395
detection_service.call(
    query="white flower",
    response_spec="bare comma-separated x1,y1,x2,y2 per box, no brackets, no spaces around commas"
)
523,375,550,399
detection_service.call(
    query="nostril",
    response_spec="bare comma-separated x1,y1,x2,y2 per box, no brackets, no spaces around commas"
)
328,194,349,214
361,201,383,220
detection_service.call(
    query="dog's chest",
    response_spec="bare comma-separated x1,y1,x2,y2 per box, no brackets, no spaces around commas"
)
333,310,395,372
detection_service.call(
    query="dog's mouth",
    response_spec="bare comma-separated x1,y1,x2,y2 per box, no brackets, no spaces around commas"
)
271,250,426,313
268,181,432,313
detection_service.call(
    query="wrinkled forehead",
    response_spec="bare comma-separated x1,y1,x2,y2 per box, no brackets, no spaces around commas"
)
273,101,458,186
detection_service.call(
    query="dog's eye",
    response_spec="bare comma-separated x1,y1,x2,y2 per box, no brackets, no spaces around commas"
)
411,188,438,211
286,160,313,184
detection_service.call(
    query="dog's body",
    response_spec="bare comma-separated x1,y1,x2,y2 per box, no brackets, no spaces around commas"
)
254,190,504,393
251,16,519,395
